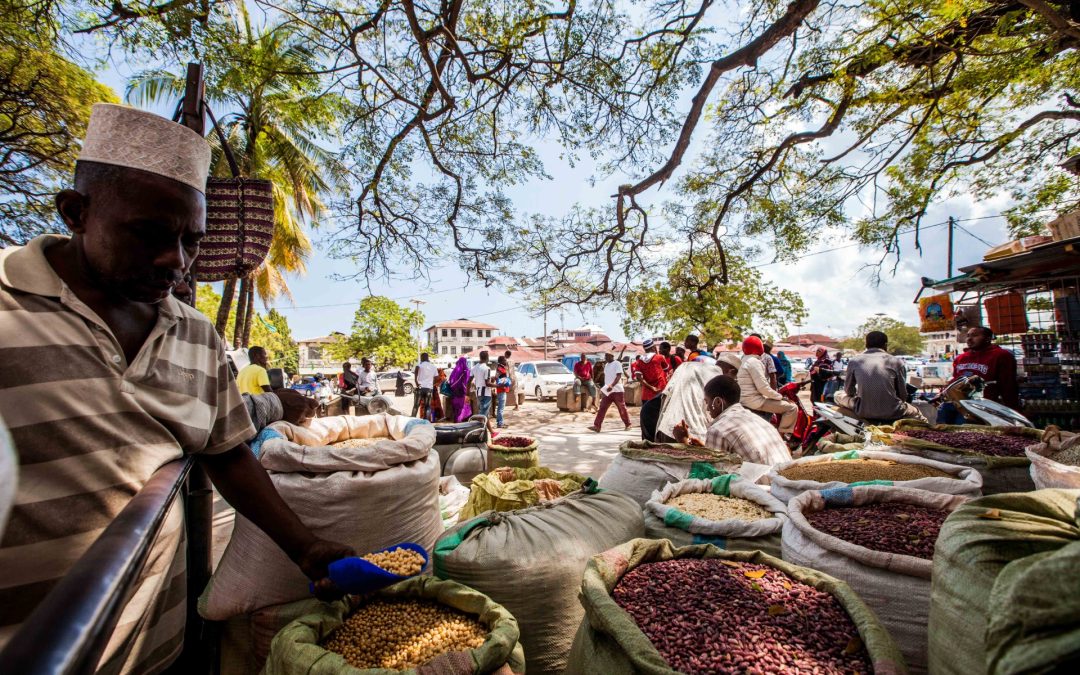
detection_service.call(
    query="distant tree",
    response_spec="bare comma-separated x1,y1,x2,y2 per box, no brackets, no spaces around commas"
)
622,250,807,346
0,4,115,244
839,317,926,356
326,297,423,370
194,286,298,373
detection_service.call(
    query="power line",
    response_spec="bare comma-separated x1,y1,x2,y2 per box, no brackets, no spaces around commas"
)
954,222,995,247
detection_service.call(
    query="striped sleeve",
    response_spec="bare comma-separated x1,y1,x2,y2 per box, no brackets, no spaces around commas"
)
201,341,255,456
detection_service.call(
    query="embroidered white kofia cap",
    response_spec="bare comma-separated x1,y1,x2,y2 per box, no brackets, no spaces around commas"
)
77,103,211,193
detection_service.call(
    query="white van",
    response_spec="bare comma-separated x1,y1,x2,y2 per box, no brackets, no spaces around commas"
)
516,360,575,401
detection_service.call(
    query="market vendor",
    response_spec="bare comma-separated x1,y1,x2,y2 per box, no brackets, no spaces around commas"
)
0,104,351,672
937,326,1020,424
671,375,792,465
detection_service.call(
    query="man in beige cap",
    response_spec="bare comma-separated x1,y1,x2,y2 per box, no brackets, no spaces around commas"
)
0,104,350,673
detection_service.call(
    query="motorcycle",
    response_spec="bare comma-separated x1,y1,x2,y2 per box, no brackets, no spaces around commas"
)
932,375,1034,427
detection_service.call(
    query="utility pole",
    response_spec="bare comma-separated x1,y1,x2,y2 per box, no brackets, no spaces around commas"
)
543,304,548,359
410,298,426,363
947,216,955,277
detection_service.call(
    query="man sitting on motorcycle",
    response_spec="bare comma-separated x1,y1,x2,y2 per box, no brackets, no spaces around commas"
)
834,331,926,423
737,336,798,435
937,326,1019,425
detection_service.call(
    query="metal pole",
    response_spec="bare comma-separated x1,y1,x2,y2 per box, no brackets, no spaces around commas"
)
543,305,548,359
947,216,955,277
410,299,426,362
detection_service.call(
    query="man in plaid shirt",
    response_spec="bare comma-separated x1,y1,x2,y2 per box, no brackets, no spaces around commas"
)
672,375,792,465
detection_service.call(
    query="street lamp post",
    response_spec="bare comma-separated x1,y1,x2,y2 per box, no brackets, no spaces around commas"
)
410,298,426,363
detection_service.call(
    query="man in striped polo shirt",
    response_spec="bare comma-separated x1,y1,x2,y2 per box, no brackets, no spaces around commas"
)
0,104,351,674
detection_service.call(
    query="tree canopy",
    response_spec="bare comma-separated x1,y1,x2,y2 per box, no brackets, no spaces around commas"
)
195,286,299,372
838,316,926,355
10,0,1080,310
326,296,424,369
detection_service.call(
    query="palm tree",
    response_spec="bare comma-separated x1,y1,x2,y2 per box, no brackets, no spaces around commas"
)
127,6,347,345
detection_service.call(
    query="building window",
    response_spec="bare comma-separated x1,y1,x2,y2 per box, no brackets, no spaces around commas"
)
308,346,323,361
450,346,457,355
442,329,448,337
450,329,457,337
462,329,473,338
486,330,491,337
463,346,473,353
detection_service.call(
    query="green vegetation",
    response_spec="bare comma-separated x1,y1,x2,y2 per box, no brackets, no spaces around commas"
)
195,285,299,373
838,316,926,356
326,296,424,370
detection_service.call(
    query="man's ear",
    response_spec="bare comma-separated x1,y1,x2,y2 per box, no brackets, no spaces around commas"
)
55,190,87,233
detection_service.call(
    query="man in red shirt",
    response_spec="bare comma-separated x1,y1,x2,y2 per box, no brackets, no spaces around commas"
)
632,339,670,401
573,357,597,412
937,326,1020,424
659,340,681,373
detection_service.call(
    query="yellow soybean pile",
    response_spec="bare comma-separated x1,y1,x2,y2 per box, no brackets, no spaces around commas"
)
323,599,488,669
361,547,426,576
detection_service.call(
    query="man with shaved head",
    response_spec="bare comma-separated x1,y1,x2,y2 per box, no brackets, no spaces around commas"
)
0,104,349,672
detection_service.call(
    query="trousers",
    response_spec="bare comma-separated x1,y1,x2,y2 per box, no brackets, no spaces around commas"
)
593,391,630,429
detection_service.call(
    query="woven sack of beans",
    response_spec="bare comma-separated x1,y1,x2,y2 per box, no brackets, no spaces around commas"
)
564,538,907,674
199,414,442,619
598,440,744,507
458,466,588,521
881,419,1040,494
929,489,1080,675
435,486,644,675
264,576,525,675
642,474,787,557
768,449,983,504
486,435,540,470
784,486,971,673
1024,427,1080,489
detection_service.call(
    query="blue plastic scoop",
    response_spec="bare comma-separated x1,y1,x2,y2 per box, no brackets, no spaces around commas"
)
311,542,430,596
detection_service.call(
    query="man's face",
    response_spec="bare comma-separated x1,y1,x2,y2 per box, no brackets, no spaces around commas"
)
719,363,738,378
254,351,269,368
362,360,372,371
966,328,989,349
605,353,614,363
684,337,697,351
59,168,206,303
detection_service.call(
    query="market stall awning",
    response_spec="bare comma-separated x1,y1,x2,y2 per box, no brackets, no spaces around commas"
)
923,235,1080,295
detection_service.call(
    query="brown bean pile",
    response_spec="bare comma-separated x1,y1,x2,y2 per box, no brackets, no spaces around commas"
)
323,599,487,669
806,502,949,559
331,437,388,449
780,458,951,483
1050,445,1080,467
632,444,728,462
614,559,871,674
900,429,1032,457
361,547,426,576
664,493,772,521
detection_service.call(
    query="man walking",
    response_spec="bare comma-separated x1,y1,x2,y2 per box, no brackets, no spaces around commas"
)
471,351,494,419
835,331,925,423
412,352,437,418
573,357,597,412
237,346,273,395
589,352,632,432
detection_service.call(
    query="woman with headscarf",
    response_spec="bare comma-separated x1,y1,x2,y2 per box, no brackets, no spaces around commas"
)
810,347,839,403
432,367,447,421
777,351,793,386
448,356,473,422
737,336,798,435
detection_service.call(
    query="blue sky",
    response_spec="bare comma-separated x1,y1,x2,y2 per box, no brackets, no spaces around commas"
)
89,27,1021,345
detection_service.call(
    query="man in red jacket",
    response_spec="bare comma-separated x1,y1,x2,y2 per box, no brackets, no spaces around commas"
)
937,326,1020,424
632,339,670,402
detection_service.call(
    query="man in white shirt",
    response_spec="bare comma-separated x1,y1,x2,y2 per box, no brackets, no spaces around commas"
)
357,358,378,396
471,351,494,419
412,352,439,418
588,351,632,432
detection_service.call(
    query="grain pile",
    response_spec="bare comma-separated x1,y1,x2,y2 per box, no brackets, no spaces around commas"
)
806,502,949,559
613,559,872,674
899,429,1031,457
330,437,388,449
360,547,426,576
322,599,487,669
1050,445,1080,467
780,458,951,483
663,493,771,521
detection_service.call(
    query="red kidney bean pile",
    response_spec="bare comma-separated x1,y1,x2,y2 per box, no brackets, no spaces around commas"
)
899,428,1031,457
806,501,949,559
489,435,535,449
614,559,872,674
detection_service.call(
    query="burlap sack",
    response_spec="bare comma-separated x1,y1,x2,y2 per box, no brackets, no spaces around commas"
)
564,538,907,674
642,474,787,557
199,414,442,619
1024,428,1080,489
598,441,744,507
458,466,587,521
264,576,525,675
784,486,970,673
435,487,644,675
768,449,983,504
928,489,1080,675
881,420,1038,494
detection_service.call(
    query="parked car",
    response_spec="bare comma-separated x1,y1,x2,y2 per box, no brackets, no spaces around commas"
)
517,360,575,400
377,370,414,395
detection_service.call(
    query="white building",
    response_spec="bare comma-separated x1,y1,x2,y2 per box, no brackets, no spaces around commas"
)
921,330,965,359
297,334,352,376
550,324,607,346
424,319,500,360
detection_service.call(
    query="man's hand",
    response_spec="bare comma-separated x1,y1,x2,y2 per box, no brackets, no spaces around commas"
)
296,538,355,600
672,420,690,444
